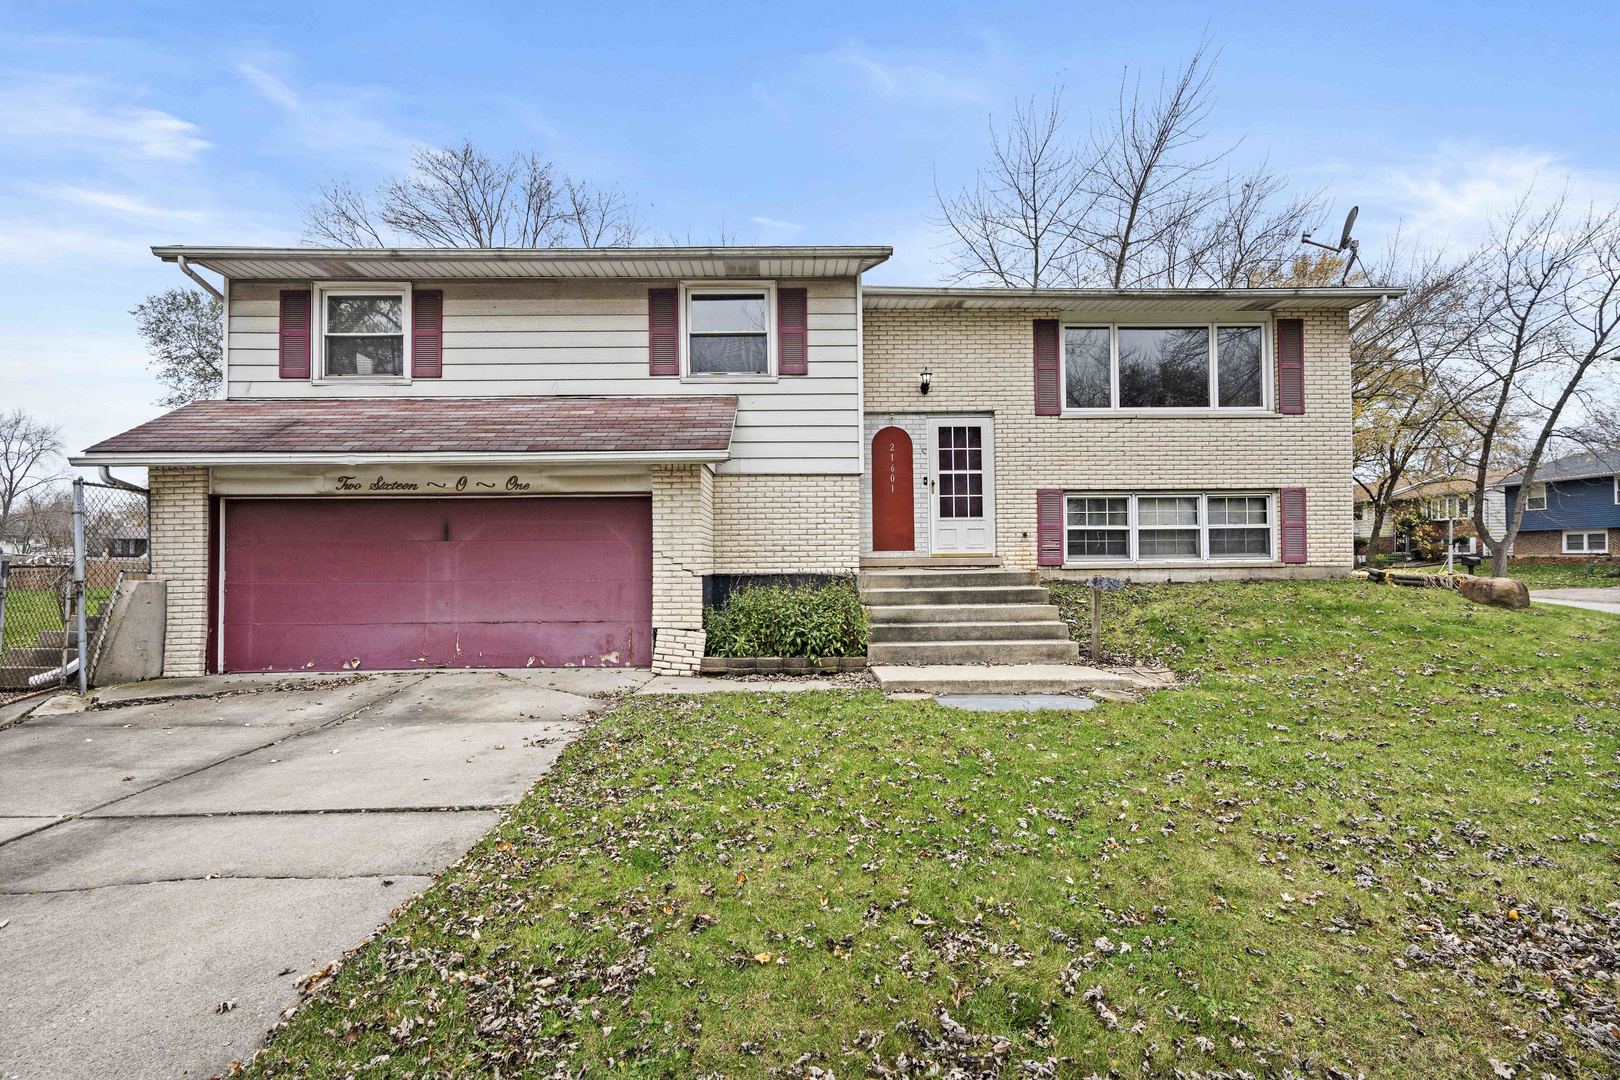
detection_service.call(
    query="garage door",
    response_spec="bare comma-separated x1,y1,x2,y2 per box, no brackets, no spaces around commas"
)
221,498,652,672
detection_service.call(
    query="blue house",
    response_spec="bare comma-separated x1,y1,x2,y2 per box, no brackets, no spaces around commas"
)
1499,450,1620,557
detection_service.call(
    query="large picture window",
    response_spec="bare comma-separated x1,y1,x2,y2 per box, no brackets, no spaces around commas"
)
1064,492,1275,563
321,288,408,378
687,288,771,375
1062,322,1269,411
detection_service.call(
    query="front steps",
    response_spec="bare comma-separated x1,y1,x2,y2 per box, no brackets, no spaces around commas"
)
860,568,1078,667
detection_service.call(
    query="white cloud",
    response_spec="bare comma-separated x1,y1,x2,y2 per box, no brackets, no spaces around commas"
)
0,75,209,161
235,60,301,110
750,215,803,234
826,43,996,107
27,185,208,222
234,54,418,168
1357,143,1620,250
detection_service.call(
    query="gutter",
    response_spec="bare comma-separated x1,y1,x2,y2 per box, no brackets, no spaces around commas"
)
69,448,734,468
97,466,147,494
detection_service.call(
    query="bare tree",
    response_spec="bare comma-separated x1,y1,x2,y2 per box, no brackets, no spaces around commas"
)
0,408,65,545
1449,194,1620,574
934,91,1095,287
132,287,223,406
1557,402,1620,452
935,44,1324,290
303,139,641,248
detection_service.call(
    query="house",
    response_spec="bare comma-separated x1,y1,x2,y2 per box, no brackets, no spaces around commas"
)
70,245,1393,677
1499,450,1620,558
1353,475,1507,556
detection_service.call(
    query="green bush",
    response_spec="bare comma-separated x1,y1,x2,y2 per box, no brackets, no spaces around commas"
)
703,579,868,660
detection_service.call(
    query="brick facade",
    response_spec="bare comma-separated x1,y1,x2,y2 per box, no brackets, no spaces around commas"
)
711,474,861,573
650,463,715,675
148,466,209,677
1511,528,1618,559
863,308,1354,578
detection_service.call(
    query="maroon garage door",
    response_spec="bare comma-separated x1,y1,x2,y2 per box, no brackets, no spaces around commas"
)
221,498,652,672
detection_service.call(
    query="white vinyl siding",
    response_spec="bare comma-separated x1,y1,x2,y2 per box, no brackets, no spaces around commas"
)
225,279,861,474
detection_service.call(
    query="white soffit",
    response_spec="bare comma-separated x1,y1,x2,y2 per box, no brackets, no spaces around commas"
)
862,285,1403,313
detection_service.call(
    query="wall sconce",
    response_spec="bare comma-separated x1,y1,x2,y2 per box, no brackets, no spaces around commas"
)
919,366,932,395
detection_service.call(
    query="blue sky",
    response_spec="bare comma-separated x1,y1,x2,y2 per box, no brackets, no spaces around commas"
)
3,0,1618,461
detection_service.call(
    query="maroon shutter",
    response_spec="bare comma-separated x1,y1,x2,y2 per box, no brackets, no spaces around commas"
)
1280,487,1308,564
1276,318,1305,415
412,289,443,378
1033,320,1060,415
278,289,311,379
648,288,679,376
1037,488,1065,566
777,287,808,375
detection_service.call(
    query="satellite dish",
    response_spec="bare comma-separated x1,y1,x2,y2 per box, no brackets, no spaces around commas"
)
1337,206,1359,250
1301,204,1363,285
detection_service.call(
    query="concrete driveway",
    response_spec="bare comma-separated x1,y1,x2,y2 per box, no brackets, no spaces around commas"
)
0,668,651,1080
1531,586,1620,615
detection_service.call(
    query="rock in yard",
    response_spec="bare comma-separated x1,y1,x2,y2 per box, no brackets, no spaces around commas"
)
1457,575,1529,610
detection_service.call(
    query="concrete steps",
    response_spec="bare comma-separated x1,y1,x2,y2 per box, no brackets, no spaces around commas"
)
871,664,1142,695
859,567,1079,670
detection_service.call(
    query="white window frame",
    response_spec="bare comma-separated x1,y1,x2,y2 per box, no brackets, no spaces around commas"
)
680,281,777,381
1562,530,1609,554
1613,475,1619,505
1063,492,1277,565
1525,482,1547,511
1060,318,1273,416
314,282,412,384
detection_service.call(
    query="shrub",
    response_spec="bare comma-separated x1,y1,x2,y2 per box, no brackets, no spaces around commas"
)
703,579,868,660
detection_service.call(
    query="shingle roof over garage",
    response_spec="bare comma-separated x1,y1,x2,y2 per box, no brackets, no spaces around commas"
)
73,396,738,464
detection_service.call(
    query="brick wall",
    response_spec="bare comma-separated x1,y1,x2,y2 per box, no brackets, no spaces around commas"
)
711,474,860,573
1511,527,1618,558
650,463,714,674
863,308,1354,577
148,466,209,677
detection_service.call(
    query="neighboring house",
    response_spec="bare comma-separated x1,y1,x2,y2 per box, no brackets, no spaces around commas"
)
1353,476,1508,556
103,527,149,560
71,245,1392,677
1499,450,1620,558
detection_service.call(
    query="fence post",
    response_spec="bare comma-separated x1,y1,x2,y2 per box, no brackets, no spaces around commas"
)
72,478,88,694
0,551,10,657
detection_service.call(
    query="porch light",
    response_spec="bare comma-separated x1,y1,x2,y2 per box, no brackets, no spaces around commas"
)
919,366,932,395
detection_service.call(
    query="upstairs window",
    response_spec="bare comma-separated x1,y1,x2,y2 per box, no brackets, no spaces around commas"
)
1525,482,1547,511
322,288,407,378
688,288,771,375
1063,322,1268,411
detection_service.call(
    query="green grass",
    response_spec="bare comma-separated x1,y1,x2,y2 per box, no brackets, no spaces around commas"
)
243,581,1619,1078
1,587,112,650
1504,560,1620,589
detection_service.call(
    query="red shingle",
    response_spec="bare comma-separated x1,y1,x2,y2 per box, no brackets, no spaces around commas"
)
83,396,738,456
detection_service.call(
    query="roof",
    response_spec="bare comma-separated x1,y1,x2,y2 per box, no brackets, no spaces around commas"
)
72,397,738,466
863,285,1402,313
1501,449,1620,487
154,245,892,281
1356,473,1514,502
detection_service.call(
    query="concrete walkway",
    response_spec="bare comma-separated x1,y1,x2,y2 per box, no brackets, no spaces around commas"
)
1531,586,1620,615
0,669,645,1080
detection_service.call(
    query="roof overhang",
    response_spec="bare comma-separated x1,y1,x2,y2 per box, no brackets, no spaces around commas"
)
70,449,730,467
863,285,1403,313
153,245,893,281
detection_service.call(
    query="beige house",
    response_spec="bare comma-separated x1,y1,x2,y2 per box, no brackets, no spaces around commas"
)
72,246,1393,676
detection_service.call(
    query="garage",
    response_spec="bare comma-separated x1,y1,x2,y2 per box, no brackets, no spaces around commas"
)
220,497,653,672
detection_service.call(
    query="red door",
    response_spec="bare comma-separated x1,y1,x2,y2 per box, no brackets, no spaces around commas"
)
221,498,652,672
871,426,915,551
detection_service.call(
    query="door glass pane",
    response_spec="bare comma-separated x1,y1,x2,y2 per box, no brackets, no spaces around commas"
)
1119,327,1210,408
1065,327,1111,408
1216,326,1263,407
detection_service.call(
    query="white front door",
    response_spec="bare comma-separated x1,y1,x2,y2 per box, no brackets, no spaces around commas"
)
928,417,995,555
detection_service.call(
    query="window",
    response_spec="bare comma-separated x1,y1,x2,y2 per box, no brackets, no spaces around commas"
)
1062,322,1268,411
1064,493,1274,563
1431,494,1472,521
1525,482,1547,511
935,425,984,519
107,538,147,558
1208,495,1272,556
1066,496,1129,558
1563,530,1609,554
687,288,770,375
321,288,407,378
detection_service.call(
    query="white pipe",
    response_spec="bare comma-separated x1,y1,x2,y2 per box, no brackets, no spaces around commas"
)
97,466,147,494
176,255,224,301
1349,294,1393,336
28,657,78,688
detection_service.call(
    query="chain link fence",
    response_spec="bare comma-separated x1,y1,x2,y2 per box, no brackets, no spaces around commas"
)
1,478,149,704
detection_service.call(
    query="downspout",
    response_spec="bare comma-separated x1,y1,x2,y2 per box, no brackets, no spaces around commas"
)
98,466,147,494
176,255,224,301
1349,293,1393,337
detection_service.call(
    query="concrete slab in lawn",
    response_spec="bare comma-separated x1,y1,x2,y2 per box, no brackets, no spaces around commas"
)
0,810,501,893
635,674,852,694
0,876,431,1080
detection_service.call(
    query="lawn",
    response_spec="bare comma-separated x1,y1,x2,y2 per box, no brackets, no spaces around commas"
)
1505,560,1620,589
243,581,1619,1078
1,587,112,651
